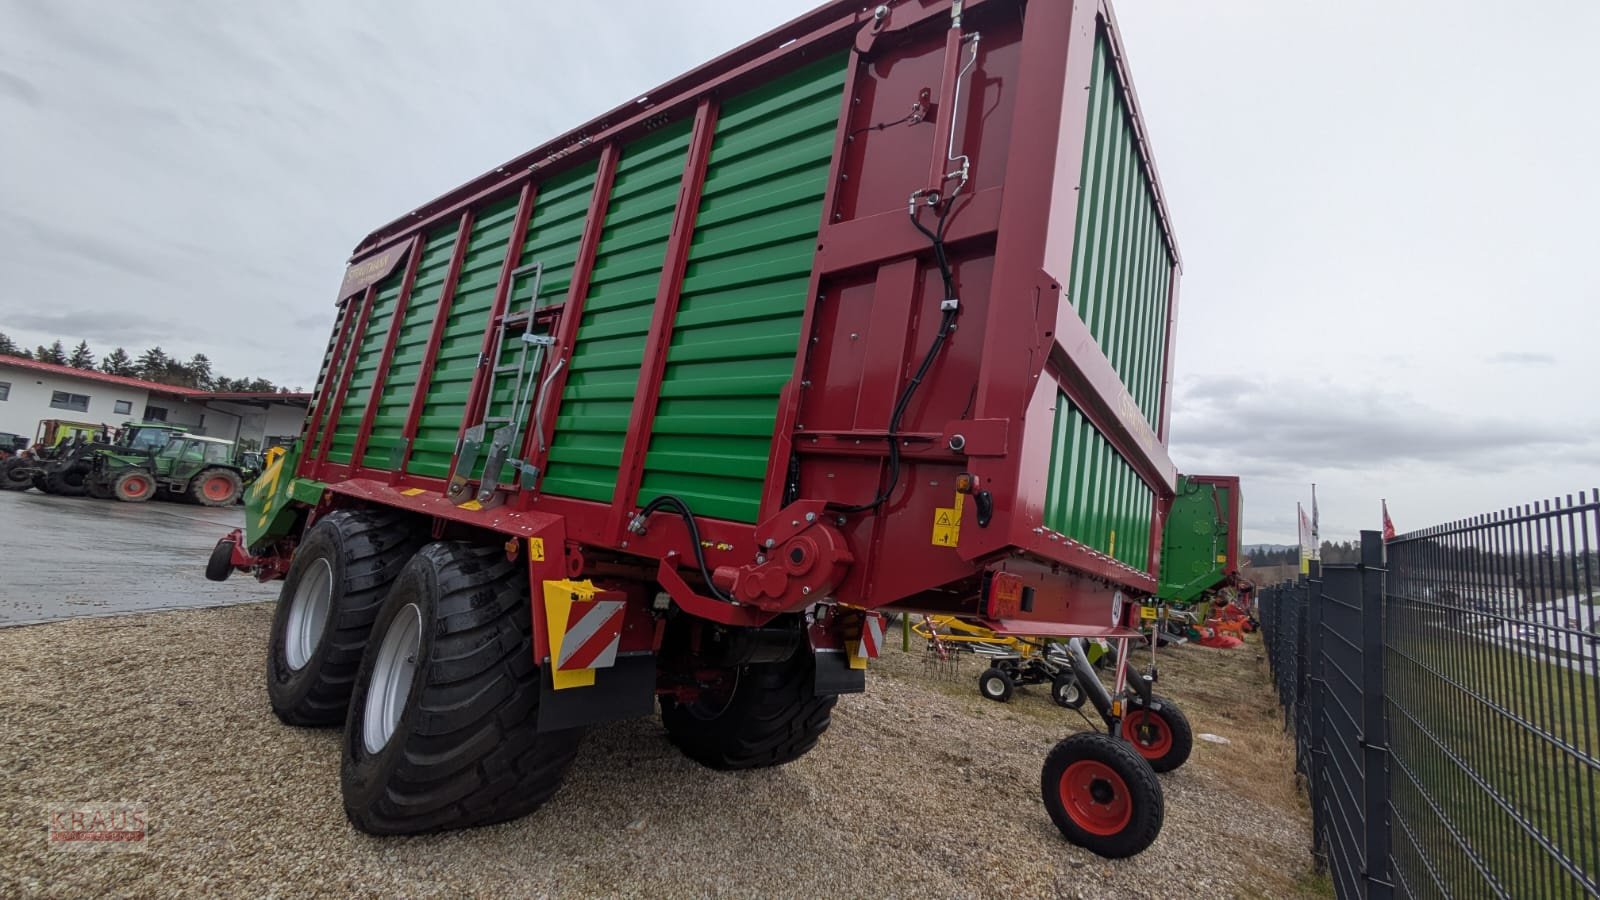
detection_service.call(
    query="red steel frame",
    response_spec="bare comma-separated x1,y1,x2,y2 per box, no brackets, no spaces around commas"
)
443,182,538,488
349,237,424,474
294,0,1183,636
605,98,720,540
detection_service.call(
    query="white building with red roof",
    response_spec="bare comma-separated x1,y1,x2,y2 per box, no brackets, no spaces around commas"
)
0,356,309,450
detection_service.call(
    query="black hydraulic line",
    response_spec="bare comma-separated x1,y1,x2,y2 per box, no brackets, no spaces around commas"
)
632,494,735,603
833,200,960,514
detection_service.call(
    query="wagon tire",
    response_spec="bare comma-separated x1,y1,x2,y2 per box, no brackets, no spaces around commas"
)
267,509,421,726
1122,693,1193,773
1042,732,1164,858
191,467,242,507
978,666,1014,703
342,542,584,835
661,647,837,770
113,471,156,503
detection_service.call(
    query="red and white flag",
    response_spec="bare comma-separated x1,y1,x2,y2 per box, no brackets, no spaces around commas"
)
1381,500,1396,542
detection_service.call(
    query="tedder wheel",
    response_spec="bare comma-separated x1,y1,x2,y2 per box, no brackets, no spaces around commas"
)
1041,731,1164,858
113,471,156,503
1052,673,1087,709
978,666,1015,703
1122,693,1194,773
191,467,243,507
267,509,421,726
342,542,583,835
205,538,236,582
661,646,837,770
0,459,32,491
44,464,90,497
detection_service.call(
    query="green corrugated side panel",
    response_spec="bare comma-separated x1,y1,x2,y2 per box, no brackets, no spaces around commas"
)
634,54,847,522
405,197,520,478
473,161,599,480
358,225,457,470
323,269,407,464
541,120,694,503
1157,475,1230,603
1067,33,1174,430
301,301,350,446
1044,390,1153,571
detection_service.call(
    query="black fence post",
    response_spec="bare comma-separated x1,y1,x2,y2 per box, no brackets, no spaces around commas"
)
1307,560,1327,871
1359,531,1393,899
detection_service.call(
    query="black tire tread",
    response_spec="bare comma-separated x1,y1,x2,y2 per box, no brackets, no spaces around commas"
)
113,471,155,503
43,464,89,497
268,509,420,726
1127,692,1194,773
1042,731,1164,858
978,666,1014,703
0,459,31,491
344,542,581,835
661,648,836,770
190,467,243,507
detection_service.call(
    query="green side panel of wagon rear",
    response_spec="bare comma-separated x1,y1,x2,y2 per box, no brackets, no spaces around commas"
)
1066,32,1176,429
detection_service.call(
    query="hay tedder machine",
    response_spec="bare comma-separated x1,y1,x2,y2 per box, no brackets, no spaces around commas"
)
208,0,1191,858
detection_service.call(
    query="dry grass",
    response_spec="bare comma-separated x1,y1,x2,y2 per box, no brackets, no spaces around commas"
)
0,604,1324,898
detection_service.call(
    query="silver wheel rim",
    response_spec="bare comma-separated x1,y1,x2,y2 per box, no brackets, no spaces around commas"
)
284,558,333,671
363,603,422,755
984,676,1004,697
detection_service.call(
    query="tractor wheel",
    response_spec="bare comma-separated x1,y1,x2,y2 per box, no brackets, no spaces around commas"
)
978,666,1015,703
661,647,837,771
1122,693,1194,773
342,542,583,835
44,464,90,497
1052,673,1087,709
1041,731,1164,858
113,472,156,503
0,459,34,491
190,468,243,507
267,509,421,727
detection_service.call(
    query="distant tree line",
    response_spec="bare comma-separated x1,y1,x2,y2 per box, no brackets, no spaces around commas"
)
1245,541,1363,566
0,334,299,393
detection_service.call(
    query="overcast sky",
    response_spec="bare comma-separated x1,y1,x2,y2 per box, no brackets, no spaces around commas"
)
2,1,1594,546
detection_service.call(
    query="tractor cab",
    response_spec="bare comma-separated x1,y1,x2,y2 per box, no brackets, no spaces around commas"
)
116,422,188,455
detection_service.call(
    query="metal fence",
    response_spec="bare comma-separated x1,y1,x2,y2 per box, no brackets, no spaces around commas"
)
1260,491,1599,900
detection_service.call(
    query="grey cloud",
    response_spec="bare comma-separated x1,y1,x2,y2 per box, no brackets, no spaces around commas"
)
0,68,41,107
5,310,181,348
1488,351,1556,366
1170,374,1594,475
11,216,174,283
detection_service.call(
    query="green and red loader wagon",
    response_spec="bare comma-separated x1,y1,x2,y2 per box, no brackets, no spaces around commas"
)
212,0,1191,857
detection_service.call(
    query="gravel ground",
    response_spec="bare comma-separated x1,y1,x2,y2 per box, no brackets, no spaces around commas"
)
0,604,1321,899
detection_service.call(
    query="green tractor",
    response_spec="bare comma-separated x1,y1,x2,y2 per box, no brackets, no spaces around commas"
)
90,433,248,507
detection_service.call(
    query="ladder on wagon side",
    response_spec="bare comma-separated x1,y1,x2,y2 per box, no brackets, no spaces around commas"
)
448,262,562,506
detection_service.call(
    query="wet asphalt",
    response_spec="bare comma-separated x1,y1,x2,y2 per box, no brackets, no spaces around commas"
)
0,489,279,627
